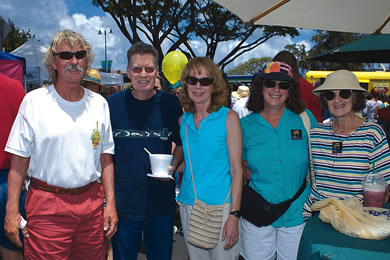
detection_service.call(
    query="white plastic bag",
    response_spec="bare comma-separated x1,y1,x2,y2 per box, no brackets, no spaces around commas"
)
311,198,390,240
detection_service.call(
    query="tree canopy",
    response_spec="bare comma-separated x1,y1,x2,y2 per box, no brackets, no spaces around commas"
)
287,31,369,72
2,19,32,53
227,57,272,75
92,0,298,69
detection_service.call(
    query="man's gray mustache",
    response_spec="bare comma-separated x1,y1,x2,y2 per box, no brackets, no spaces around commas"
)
64,64,84,72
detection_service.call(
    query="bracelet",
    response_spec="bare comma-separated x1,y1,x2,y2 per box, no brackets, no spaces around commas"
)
230,210,241,218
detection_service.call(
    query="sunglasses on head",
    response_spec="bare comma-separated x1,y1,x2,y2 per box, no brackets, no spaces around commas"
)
263,80,291,90
323,90,352,101
186,76,214,86
131,66,155,73
53,50,87,60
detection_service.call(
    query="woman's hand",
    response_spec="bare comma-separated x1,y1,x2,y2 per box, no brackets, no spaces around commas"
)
221,214,239,250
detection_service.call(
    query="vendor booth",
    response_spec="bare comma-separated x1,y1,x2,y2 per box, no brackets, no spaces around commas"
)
0,51,25,87
100,71,124,87
10,38,49,85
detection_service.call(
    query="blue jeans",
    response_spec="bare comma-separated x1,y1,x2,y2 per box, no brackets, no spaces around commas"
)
0,169,26,251
111,216,174,260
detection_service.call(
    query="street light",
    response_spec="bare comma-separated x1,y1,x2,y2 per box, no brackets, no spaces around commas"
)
98,26,113,72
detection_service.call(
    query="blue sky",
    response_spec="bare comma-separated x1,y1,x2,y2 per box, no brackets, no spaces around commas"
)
66,0,105,18
1,0,314,72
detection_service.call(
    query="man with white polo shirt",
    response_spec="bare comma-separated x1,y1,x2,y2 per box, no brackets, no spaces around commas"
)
4,30,117,259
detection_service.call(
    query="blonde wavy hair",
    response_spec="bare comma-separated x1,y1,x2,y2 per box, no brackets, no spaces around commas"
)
179,57,229,113
44,30,94,85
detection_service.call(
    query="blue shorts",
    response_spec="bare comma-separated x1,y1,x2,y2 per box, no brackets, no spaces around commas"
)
0,169,26,251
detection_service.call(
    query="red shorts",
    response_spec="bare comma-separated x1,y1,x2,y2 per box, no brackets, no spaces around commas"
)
24,181,106,260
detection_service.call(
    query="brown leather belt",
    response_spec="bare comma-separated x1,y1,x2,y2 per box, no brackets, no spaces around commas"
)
29,177,95,195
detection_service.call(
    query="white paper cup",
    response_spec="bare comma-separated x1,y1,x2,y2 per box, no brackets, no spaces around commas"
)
149,154,173,176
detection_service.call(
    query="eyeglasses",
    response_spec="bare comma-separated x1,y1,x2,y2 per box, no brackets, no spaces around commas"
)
186,76,214,86
130,67,155,73
263,80,291,90
53,50,87,60
323,90,352,101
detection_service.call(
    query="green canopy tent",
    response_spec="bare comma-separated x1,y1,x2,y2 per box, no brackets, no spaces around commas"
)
311,34,390,63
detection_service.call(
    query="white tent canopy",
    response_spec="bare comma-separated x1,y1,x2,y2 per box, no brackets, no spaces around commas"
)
11,38,49,84
11,38,123,86
100,71,124,86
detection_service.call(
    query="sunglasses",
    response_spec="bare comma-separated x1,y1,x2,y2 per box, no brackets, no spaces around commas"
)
323,90,352,101
186,76,214,86
263,80,291,90
53,50,87,60
131,67,155,73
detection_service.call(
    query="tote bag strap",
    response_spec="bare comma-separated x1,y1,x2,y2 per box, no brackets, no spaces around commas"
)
299,111,315,186
185,124,231,203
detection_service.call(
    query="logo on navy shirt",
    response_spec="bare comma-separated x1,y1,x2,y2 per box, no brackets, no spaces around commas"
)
113,128,172,141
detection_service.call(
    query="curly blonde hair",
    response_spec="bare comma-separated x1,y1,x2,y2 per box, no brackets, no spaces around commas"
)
179,57,229,113
44,30,94,85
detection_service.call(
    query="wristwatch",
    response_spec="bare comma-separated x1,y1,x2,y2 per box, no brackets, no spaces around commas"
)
230,210,241,218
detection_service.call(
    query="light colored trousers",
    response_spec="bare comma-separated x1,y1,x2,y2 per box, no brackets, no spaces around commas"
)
179,202,240,260
240,218,305,260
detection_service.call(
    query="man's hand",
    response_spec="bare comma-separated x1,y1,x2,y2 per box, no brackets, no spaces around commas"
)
243,161,251,182
103,203,118,239
5,155,30,247
156,165,176,182
4,211,28,247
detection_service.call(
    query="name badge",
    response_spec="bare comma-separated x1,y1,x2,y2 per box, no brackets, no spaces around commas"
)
291,129,302,140
332,142,343,153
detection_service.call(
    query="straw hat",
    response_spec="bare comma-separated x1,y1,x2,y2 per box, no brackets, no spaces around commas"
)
313,70,368,96
232,85,250,99
83,68,104,88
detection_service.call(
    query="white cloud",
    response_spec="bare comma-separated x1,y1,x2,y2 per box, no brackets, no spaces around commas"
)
295,39,312,51
1,0,129,70
1,4,13,11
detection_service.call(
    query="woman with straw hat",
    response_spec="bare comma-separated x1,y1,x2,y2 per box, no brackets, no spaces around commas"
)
303,70,390,218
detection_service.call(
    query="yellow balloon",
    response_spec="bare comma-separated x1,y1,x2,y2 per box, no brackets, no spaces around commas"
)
162,51,188,84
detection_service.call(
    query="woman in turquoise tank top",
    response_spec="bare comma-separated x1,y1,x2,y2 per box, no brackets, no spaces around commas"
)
177,57,243,260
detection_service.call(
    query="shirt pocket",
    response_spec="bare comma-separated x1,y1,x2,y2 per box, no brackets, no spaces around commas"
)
245,135,268,152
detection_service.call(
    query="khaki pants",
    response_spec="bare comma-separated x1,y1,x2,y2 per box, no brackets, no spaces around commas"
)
179,202,240,260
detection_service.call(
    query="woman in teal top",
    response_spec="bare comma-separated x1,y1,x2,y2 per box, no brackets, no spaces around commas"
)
240,61,317,260
177,57,243,260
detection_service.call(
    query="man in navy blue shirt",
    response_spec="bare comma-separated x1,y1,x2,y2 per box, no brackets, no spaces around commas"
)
108,42,183,260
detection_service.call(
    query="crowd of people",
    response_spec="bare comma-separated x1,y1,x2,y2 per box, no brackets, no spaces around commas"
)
1,29,389,260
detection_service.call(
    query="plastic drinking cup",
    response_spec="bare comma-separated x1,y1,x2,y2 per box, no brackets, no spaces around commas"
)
362,173,387,208
363,185,387,208
149,154,173,176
